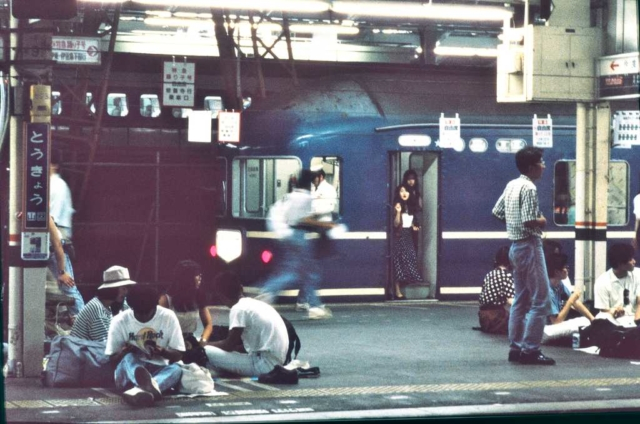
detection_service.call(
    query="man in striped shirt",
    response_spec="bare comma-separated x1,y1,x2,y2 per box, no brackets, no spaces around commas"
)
70,266,136,341
492,146,555,365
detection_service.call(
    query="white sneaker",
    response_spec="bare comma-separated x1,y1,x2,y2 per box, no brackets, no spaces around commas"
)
122,387,154,407
295,302,310,311
308,306,332,320
135,367,161,400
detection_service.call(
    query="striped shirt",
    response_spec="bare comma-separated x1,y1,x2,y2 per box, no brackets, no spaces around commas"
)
492,175,542,241
70,297,112,341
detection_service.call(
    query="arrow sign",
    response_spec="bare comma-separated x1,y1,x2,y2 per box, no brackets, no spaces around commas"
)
610,61,619,71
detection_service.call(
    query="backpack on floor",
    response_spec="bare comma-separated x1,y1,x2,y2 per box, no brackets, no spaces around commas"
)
579,319,640,359
280,315,301,365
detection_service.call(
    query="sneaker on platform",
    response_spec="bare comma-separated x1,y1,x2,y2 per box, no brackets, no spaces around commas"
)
308,306,332,320
295,302,310,311
135,367,161,400
122,387,154,407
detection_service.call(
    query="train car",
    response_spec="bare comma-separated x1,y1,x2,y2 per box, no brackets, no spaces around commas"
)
211,66,640,302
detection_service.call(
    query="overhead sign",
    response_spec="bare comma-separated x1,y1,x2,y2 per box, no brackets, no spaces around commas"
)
52,36,101,65
612,110,640,148
532,114,553,148
23,122,50,231
163,61,195,107
21,232,50,261
438,113,460,149
598,53,640,100
218,111,241,143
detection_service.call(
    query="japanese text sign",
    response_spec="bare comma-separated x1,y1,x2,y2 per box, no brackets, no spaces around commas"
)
218,111,241,143
438,114,461,149
532,114,553,148
23,122,50,230
52,36,101,65
163,61,195,107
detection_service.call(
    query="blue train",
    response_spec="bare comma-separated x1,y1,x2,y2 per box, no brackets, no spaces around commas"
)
211,67,639,302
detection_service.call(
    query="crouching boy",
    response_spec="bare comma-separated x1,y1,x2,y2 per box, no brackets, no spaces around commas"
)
105,285,185,407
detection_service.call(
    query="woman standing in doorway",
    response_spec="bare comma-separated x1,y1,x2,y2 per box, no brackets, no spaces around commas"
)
392,184,423,299
402,169,422,249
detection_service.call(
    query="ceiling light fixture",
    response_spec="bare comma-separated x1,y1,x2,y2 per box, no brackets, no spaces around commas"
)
433,46,498,57
289,24,359,35
132,0,330,13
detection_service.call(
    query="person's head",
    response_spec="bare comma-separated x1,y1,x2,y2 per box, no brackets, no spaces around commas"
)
97,265,136,304
296,169,315,191
608,243,636,271
543,240,563,257
126,285,159,323
545,252,569,281
493,246,511,269
167,260,203,312
393,184,411,210
402,169,418,188
211,271,243,307
313,169,326,187
515,146,545,180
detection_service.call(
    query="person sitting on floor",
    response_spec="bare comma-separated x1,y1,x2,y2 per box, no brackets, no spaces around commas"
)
478,246,515,334
204,271,288,377
105,284,185,407
70,266,136,341
541,252,594,343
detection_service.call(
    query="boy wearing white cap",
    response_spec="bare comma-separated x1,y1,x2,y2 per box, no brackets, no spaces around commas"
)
70,266,136,342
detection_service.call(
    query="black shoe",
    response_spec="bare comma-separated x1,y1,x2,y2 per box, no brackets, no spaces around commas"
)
508,350,521,362
258,365,299,384
519,351,556,365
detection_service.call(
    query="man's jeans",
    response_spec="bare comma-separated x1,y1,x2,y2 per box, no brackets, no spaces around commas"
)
48,250,85,317
260,230,322,307
204,346,279,377
508,236,552,354
114,353,182,393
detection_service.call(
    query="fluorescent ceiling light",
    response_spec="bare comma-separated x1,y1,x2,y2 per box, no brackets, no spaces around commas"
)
145,17,213,27
433,46,498,57
133,0,330,13
289,24,359,35
331,1,512,21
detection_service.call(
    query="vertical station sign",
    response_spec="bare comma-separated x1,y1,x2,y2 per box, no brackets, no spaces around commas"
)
218,111,241,143
438,113,461,149
23,122,50,230
163,61,195,107
532,114,553,148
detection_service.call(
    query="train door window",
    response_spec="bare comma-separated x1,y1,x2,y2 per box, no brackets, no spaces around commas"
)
310,156,341,218
172,108,192,119
86,92,96,114
51,91,62,115
204,96,223,118
107,93,128,117
554,160,629,226
232,157,301,218
140,94,161,118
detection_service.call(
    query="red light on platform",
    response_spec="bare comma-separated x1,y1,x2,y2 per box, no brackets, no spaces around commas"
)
209,245,217,257
261,250,273,264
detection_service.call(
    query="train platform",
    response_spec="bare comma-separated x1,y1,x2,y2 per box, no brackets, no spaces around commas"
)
4,300,640,423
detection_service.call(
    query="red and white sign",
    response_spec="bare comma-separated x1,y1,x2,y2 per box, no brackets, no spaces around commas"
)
218,111,241,143
52,36,101,65
163,61,195,107
438,114,461,149
598,53,639,76
532,114,553,148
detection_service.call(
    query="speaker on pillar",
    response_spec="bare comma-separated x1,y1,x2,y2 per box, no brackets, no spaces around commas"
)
539,0,554,21
12,0,78,20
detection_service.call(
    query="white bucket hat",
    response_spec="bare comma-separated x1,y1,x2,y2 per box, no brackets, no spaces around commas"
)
98,265,136,290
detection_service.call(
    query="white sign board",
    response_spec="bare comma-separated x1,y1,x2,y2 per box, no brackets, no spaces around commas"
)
188,110,212,143
612,110,640,148
163,62,195,107
438,114,460,148
598,53,640,100
218,111,241,143
21,232,49,261
532,115,553,148
52,36,101,65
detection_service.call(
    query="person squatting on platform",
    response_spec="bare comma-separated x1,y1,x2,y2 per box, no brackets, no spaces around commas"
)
492,146,555,365
478,246,515,334
204,271,289,377
105,285,185,407
70,266,136,341
541,252,594,344
594,243,640,327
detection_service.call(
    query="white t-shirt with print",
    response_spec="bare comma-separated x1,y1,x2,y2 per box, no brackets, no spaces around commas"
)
230,298,288,364
105,306,186,365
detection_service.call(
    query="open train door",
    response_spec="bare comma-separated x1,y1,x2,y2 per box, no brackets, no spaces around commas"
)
388,152,439,300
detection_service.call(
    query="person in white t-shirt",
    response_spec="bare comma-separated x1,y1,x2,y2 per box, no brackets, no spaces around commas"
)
205,271,289,377
311,169,337,222
594,243,640,327
105,285,185,407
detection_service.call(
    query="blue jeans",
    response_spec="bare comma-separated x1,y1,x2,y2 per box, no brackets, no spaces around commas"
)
204,347,279,377
114,352,182,393
48,250,85,317
508,236,552,354
260,230,322,307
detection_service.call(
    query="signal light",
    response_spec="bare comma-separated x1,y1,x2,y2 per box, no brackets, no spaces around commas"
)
209,245,217,258
261,250,273,264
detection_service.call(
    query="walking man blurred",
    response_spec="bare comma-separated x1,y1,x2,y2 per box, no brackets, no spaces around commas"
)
492,147,555,365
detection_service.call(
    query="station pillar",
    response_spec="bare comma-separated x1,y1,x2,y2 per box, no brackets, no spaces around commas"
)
574,102,610,300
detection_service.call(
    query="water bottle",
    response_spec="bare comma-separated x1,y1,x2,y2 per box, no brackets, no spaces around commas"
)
15,361,23,378
572,332,580,349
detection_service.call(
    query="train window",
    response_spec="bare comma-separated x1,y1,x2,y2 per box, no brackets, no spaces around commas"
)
51,91,62,115
468,138,488,153
553,160,629,226
496,138,527,153
140,94,161,118
204,96,223,118
107,93,128,117
86,92,96,114
232,157,302,219
310,156,341,218
172,108,192,119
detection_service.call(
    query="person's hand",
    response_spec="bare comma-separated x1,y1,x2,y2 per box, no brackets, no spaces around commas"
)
147,343,164,357
412,225,420,231
539,215,547,228
610,306,625,318
394,203,402,213
57,273,75,287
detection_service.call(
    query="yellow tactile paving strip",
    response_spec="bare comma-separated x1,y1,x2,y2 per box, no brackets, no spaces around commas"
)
5,377,640,409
